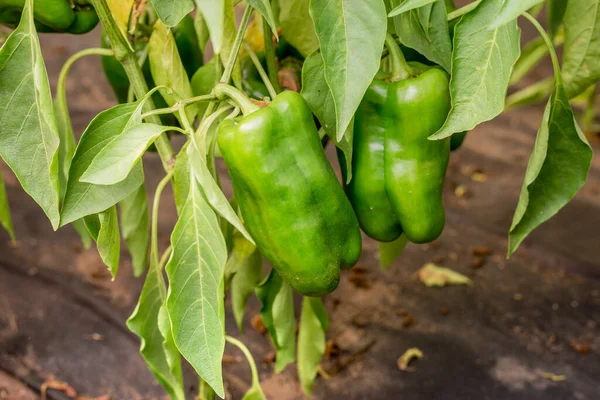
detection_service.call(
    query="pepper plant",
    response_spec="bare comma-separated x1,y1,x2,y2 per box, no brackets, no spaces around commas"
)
0,0,598,398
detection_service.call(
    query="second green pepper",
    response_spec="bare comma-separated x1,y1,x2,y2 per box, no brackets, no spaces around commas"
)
217,88,362,296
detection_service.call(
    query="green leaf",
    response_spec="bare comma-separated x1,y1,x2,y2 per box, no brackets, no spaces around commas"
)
388,0,437,16
127,259,185,400
547,0,567,38
392,0,452,73
378,235,408,269
489,0,544,29
84,214,101,241
0,0,60,229
562,0,600,98
508,75,593,256
196,0,224,54
120,184,149,277
60,102,145,226
150,0,194,27
72,219,93,250
97,206,120,279
191,58,220,119
430,0,521,140
173,144,191,214
80,123,172,185
187,140,255,245
229,236,262,331
246,0,278,39
278,0,319,57
255,270,296,373
194,12,210,53
297,297,328,395
166,174,227,398
301,50,353,183
54,73,76,202
310,0,387,141
242,386,266,400
149,20,198,123
0,170,14,240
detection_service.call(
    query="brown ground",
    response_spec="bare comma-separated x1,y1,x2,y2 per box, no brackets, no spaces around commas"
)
1,27,600,400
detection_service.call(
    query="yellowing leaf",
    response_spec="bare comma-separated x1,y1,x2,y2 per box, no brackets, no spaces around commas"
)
418,263,473,287
397,347,423,372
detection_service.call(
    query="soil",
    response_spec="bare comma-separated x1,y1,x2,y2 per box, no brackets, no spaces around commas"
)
1,27,600,400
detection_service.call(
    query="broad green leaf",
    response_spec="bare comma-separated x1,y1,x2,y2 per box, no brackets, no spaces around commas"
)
378,235,408,269
127,259,185,400
278,0,318,57
191,58,220,118
60,102,144,226
388,0,437,16
120,184,149,277
418,263,472,287
301,51,353,183
151,0,194,27
166,175,227,398
562,0,600,98
392,0,452,73
229,236,262,331
310,0,387,141
187,140,255,245
196,0,224,54
0,171,14,240
508,68,593,256
80,123,172,185
430,0,521,140
547,0,567,38
489,0,544,29
0,0,60,229
149,20,198,123
255,270,296,373
97,206,120,279
297,297,328,395
246,0,278,38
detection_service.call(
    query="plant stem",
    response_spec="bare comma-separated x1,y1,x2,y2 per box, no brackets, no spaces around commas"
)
447,0,481,21
243,42,277,98
201,4,253,125
158,245,173,270
214,84,260,115
522,12,561,77
151,171,174,267
262,11,281,94
225,336,261,387
90,0,175,172
221,4,253,86
57,48,114,103
385,34,413,81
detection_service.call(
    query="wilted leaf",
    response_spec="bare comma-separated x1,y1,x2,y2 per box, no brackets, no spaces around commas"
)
418,263,473,287
397,347,423,372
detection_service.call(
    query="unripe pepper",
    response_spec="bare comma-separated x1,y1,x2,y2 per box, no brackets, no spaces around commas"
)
0,0,98,34
346,35,450,244
216,86,362,296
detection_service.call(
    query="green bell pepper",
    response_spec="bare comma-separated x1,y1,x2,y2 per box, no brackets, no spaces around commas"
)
0,0,98,34
346,35,450,244
216,86,362,296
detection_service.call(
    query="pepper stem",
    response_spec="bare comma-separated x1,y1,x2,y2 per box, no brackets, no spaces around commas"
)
385,33,413,81
214,83,261,115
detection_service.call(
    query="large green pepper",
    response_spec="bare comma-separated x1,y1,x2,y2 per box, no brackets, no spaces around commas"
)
347,36,450,244
216,87,362,296
0,0,98,34
101,14,202,103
